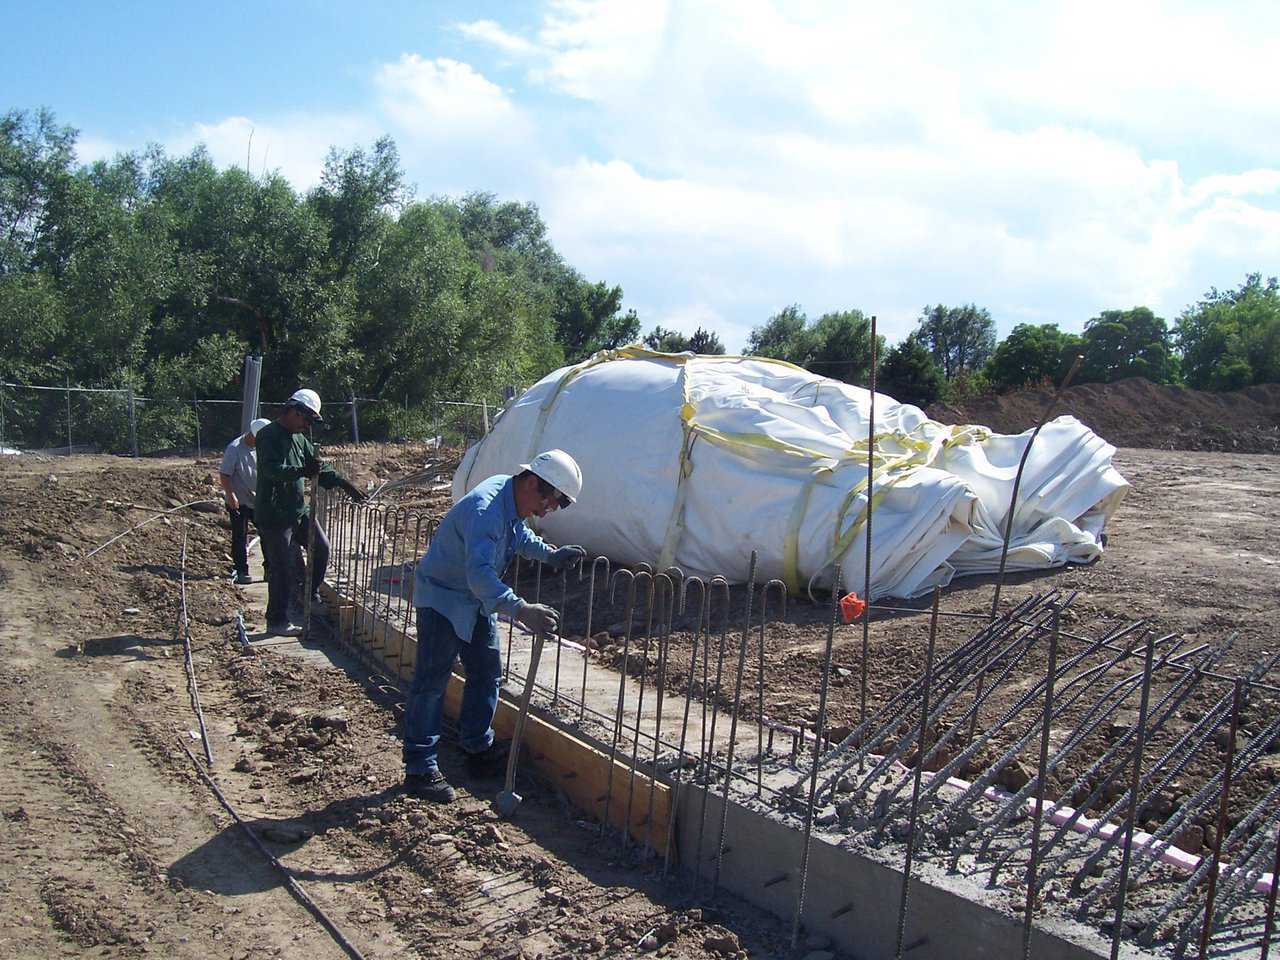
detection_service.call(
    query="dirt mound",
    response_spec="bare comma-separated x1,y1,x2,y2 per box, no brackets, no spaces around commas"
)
928,378,1280,452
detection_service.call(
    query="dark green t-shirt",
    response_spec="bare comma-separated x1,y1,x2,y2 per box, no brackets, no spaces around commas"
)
254,421,342,529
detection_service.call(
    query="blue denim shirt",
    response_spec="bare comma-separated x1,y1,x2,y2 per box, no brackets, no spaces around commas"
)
414,474,555,643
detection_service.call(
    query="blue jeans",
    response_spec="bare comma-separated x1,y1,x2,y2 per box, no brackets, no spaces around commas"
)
403,606,501,776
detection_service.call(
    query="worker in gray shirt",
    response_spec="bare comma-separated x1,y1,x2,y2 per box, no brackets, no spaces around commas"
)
220,418,271,584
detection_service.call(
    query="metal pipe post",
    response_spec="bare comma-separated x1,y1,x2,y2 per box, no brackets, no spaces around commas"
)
127,387,138,457
66,375,72,456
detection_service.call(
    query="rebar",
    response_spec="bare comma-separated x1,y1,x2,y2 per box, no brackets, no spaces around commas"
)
990,354,1082,620
624,573,660,848
1259,825,1280,959
580,557,610,720
1197,680,1243,959
1107,630,1156,959
1019,604,1061,959
860,314,878,736
645,574,678,853
665,576,708,877
757,580,787,797
693,575,732,891
713,552,758,893
599,569,639,839
791,562,841,948
895,586,939,960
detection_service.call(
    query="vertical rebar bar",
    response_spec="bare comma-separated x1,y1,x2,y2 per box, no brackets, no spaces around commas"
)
758,580,786,797
693,575,731,892
1109,629,1156,960
580,557,609,719
1021,604,1061,960
713,552,758,893
895,586,940,959
990,354,1082,620
553,568,568,706
600,570,640,840
665,577,706,878
792,562,841,949
1260,826,1280,960
860,315,878,734
624,573,660,848
1198,679,1243,960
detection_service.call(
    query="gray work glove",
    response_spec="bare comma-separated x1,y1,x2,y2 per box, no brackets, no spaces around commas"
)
547,545,587,572
514,601,559,635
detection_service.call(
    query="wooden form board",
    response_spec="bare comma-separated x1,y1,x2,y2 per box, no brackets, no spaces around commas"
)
319,585,673,850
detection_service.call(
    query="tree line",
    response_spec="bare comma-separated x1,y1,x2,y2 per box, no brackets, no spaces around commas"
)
2,107,1275,450
742,283,1279,409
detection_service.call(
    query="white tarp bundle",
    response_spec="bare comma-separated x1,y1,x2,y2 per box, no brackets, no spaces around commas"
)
455,349,1129,599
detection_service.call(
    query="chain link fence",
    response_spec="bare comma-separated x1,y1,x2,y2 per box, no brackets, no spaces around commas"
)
0,381,496,457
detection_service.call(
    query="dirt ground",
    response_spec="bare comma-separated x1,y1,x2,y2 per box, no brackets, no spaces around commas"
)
1,425,1277,957
0,451,786,960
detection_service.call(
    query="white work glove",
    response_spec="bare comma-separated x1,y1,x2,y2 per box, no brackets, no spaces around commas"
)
514,601,559,635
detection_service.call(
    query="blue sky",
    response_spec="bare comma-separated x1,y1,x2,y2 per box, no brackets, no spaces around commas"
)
5,1,1278,351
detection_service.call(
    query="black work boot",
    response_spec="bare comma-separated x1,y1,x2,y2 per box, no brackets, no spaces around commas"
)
465,742,511,780
405,770,456,803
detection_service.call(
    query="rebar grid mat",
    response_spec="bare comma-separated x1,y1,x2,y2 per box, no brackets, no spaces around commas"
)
317,492,1280,958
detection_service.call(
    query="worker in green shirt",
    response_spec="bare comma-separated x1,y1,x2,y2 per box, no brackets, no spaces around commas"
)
255,388,366,634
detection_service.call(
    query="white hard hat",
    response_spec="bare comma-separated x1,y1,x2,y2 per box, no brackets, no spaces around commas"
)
287,388,324,423
249,418,271,436
518,449,583,503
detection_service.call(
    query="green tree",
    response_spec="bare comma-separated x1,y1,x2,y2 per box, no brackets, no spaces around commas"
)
877,335,944,407
915,303,996,378
642,325,725,354
0,108,77,276
747,304,812,362
746,305,881,384
985,323,1085,392
1079,307,1177,385
1176,274,1280,390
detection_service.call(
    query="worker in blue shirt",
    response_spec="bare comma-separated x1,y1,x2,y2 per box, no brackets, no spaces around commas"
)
404,449,587,802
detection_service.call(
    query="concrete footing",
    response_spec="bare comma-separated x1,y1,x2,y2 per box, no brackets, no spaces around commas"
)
324,586,1137,960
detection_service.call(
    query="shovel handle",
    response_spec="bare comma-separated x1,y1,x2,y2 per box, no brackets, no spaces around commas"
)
503,629,547,794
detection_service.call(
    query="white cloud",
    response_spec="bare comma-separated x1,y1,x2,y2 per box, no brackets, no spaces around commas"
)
375,54,522,139
455,19,539,57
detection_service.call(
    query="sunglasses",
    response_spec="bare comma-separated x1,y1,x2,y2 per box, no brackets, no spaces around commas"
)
536,478,571,510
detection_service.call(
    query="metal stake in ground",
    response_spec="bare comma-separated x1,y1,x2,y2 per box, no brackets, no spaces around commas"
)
495,629,547,818
895,586,940,959
792,562,842,949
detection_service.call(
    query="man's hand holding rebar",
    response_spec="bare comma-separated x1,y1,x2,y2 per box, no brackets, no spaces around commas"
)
301,458,321,479
547,544,586,572
514,601,559,635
